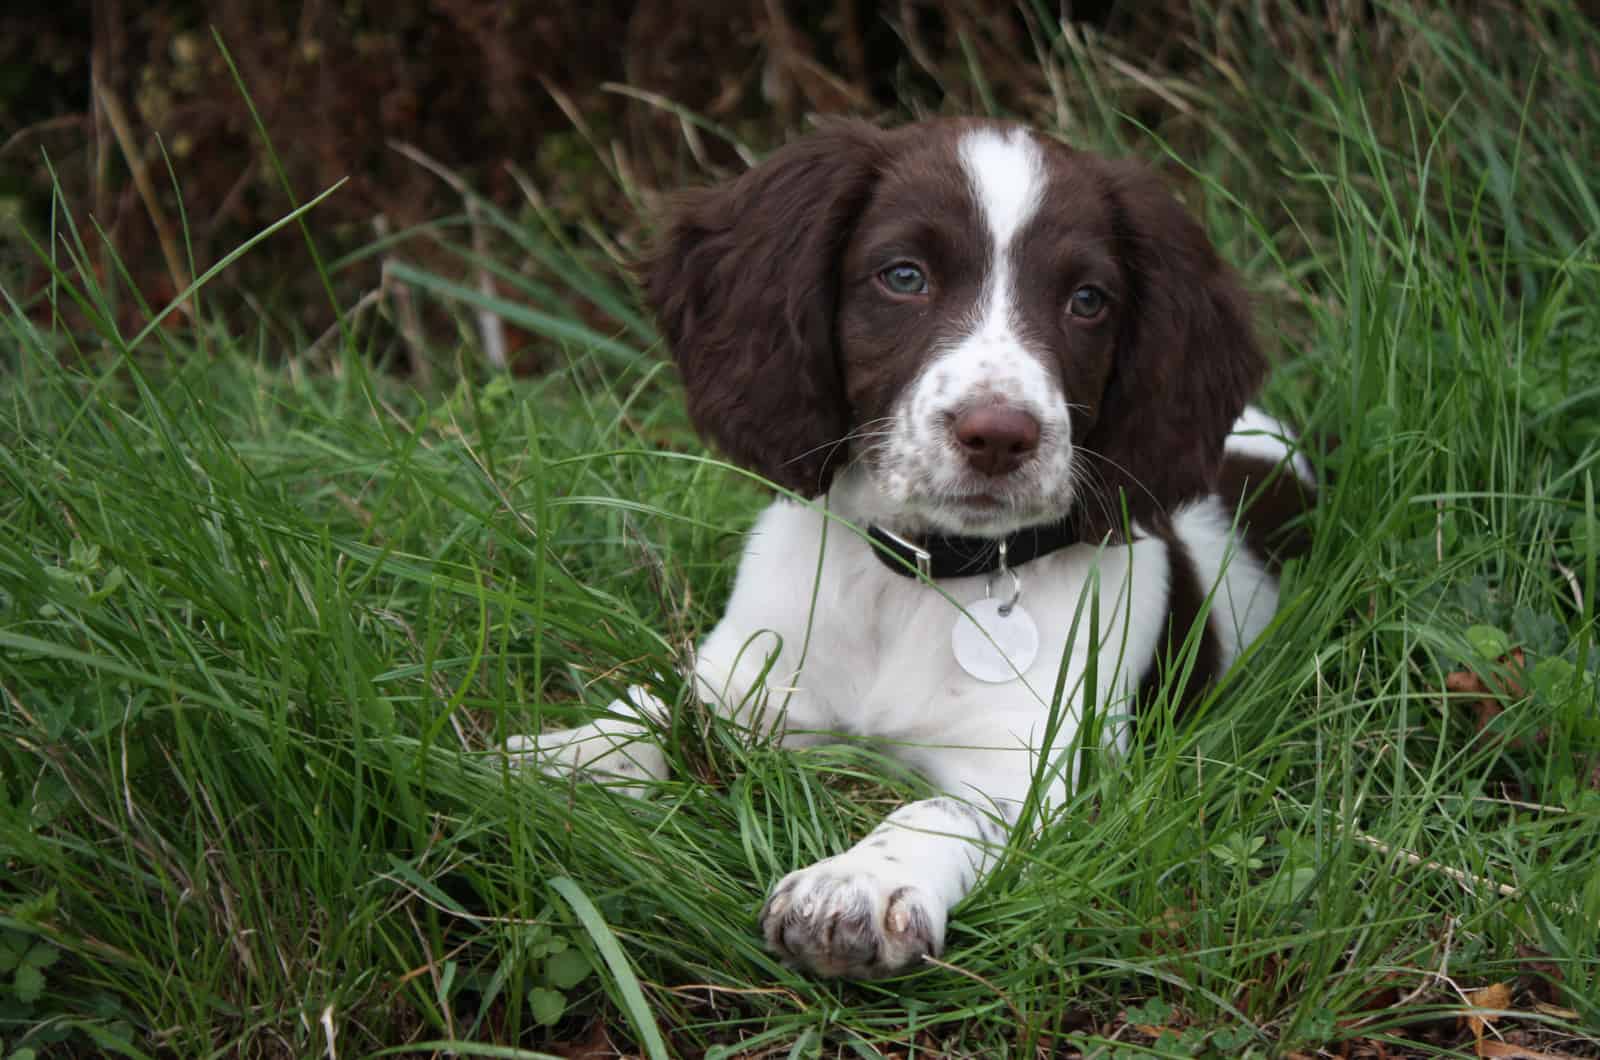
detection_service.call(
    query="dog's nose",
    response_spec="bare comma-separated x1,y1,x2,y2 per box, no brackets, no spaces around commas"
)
953,404,1041,476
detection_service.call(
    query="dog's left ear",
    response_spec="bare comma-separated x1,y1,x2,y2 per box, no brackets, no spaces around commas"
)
1078,159,1266,536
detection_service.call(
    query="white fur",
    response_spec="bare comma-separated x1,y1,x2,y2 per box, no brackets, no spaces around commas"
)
512,410,1299,977
1173,497,1279,664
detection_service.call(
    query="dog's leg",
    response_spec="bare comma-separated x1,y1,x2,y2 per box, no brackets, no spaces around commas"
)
757,720,1075,980
506,501,830,795
506,631,811,794
504,686,670,795
759,792,1014,977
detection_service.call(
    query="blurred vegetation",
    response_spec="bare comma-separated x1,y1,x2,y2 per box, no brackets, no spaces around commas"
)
1,1,1596,367
5,0,1510,360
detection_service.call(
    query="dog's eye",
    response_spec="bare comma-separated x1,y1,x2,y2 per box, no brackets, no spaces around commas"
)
1067,285,1107,320
879,262,929,296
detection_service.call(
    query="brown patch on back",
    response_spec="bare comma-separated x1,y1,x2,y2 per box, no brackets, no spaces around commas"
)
1216,454,1316,571
1136,524,1225,719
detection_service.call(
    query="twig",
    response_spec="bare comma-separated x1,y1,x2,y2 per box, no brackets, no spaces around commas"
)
92,76,194,322
387,140,507,370
1352,832,1520,898
1341,915,1457,1031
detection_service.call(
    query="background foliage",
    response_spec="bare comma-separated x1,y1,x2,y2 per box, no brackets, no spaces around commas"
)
2,2,1599,1057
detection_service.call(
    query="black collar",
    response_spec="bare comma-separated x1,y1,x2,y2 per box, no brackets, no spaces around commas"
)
867,517,1080,580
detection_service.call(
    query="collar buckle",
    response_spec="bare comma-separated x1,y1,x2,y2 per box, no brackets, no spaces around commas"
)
873,525,933,580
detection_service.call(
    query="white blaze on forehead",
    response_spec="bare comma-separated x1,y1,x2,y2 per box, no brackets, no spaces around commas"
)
958,127,1045,256
870,124,1075,536
956,127,1045,342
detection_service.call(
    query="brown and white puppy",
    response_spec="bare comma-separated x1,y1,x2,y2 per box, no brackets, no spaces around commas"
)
514,119,1314,978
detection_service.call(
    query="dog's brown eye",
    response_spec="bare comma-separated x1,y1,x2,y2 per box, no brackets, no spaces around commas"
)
1067,285,1107,319
879,263,929,296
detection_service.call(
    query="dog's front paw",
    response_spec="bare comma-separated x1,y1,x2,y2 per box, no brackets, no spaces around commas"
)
759,856,945,977
504,722,666,790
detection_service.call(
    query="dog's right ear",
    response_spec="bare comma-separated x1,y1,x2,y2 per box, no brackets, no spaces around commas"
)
642,121,887,496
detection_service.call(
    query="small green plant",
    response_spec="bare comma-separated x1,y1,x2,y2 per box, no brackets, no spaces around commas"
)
37,540,126,618
0,927,59,1059
521,922,594,1027
1208,832,1265,872
0,928,57,1014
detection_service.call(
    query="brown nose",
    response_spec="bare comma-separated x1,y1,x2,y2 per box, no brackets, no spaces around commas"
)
953,404,1041,476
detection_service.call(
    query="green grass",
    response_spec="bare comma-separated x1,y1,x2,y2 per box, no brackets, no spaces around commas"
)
4,2,1600,1056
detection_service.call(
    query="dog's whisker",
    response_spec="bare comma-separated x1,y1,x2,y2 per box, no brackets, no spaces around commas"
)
782,417,900,471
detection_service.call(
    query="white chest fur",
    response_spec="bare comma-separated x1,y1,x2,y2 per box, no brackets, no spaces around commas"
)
692,498,1179,789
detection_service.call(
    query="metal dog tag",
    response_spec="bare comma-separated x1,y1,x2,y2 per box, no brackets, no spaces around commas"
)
952,598,1039,683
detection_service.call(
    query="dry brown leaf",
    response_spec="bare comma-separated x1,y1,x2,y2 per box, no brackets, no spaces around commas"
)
1443,649,1546,746
547,1019,622,1060
1467,982,1514,1009
1445,667,1491,694
1462,982,1514,1043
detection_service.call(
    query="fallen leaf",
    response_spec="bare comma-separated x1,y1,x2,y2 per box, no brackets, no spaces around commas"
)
548,1019,620,1060
1467,982,1514,1008
1445,668,1490,694
1443,650,1542,746
1462,982,1513,1043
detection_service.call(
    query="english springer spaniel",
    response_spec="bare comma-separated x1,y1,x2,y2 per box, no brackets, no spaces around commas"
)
513,118,1315,978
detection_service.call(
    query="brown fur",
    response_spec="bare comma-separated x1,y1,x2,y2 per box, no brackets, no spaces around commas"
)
642,120,889,495
644,118,1266,534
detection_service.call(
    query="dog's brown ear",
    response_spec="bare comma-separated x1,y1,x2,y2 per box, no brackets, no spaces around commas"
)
1078,160,1266,536
642,121,887,496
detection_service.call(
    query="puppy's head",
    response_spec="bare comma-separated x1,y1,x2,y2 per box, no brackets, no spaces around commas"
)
645,119,1264,539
